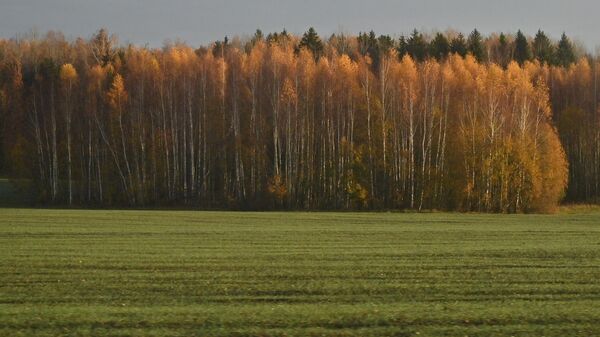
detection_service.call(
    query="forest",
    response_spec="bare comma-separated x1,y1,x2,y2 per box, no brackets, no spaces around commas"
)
0,27,598,212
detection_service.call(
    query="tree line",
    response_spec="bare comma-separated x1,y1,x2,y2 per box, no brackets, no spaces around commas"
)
0,27,597,211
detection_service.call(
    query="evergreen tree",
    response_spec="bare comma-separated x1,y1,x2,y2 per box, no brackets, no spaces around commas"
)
377,34,395,54
246,29,264,51
467,29,486,62
429,32,450,60
397,35,408,58
497,33,512,67
299,27,324,59
531,30,555,65
357,31,379,58
357,31,394,70
251,29,264,45
513,30,532,65
267,29,291,45
406,29,428,61
450,33,467,57
212,36,229,58
556,32,576,67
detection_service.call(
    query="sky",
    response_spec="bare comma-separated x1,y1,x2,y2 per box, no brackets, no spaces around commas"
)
0,0,598,50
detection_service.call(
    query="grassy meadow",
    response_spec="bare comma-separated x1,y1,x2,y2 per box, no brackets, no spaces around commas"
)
1,209,600,336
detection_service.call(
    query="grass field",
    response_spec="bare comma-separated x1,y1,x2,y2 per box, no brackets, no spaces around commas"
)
1,209,600,336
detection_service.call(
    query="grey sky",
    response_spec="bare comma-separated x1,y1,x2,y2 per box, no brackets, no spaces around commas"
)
1,0,597,49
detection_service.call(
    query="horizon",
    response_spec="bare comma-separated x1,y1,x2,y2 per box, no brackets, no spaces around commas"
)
1,0,599,51
2,26,593,55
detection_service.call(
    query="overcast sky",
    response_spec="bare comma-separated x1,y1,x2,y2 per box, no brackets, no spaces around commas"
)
1,0,598,50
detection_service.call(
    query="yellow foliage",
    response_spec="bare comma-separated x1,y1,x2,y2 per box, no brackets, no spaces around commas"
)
60,63,78,83
267,175,287,201
280,78,297,104
107,74,127,110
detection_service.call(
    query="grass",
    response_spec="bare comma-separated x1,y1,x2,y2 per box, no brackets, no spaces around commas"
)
1,209,600,336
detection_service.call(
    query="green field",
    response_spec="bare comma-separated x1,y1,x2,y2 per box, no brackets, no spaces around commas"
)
1,209,600,336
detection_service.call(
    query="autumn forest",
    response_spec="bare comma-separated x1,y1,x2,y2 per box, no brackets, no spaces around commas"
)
0,28,598,212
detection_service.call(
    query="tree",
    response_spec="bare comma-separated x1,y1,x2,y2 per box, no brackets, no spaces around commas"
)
450,33,467,57
357,31,380,70
513,30,532,65
90,28,117,66
377,35,395,54
356,32,394,72
397,35,408,58
250,29,264,46
556,33,576,67
429,32,450,60
357,31,377,57
532,29,554,65
490,33,512,67
406,29,428,61
106,73,134,204
467,29,486,62
0,28,578,211
60,63,78,205
298,27,324,60
397,55,419,207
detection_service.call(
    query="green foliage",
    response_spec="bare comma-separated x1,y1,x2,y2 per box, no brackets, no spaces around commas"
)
406,29,428,61
357,31,378,57
450,33,468,57
298,27,324,60
556,32,576,67
357,31,395,71
266,29,291,45
429,32,450,60
377,34,395,54
251,29,264,44
2,209,600,336
467,29,486,62
212,36,229,57
494,33,513,67
532,29,555,65
514,30,532,65
396,35,408,58
245,29,264,51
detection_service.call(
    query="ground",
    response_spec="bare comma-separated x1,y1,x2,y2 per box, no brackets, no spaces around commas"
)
1,209,600,336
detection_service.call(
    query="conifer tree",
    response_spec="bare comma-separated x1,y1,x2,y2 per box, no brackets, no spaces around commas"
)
357,31,379,58
377,34,394,54
406,29,428,61
497,33,512,67
299,27,324,60
556,32,576,67
513,30,532,65
532,29,555,65
397,35,408,58
467,29,486,62
450,33,467,57
250,29,264,46
429,32,450,60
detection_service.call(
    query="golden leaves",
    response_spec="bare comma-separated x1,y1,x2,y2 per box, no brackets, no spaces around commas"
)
87,65,106,92
267,175,287,201
280,78,297,104
60,63,78,83
107,74,127,110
